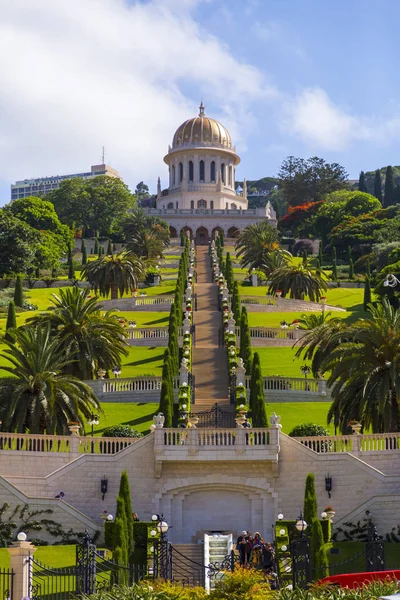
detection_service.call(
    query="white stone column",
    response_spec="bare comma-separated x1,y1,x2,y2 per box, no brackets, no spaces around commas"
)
8,539,37,600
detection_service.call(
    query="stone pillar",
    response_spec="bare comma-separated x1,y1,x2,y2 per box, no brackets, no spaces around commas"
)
8,539,37,600
236,358,246,387
179,362,189,386
318,379,326,394
251,273,258,287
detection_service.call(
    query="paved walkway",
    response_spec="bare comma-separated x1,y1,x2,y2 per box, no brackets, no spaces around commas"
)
192,246,230,409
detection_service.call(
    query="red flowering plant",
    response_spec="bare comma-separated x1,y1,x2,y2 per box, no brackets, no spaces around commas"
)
279,201,324,235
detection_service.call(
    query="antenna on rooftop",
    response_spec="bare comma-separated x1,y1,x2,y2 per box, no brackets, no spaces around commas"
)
102,146,105,165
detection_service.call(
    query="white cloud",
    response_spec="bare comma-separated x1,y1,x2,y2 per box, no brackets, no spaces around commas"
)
0,0,276,198
283,87,400,152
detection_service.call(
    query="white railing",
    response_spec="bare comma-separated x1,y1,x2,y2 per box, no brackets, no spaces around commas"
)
293,432,400,453
133,295,174,306
126,327,169,340
244,376,322,394
235,327,306,342
0,432,140,454
99,376,179,393
160,428,272,447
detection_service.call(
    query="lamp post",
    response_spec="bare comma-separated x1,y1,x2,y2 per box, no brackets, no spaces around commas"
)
88,413,99,437
151,514,171,580
291,512,310,589
383,274,400,288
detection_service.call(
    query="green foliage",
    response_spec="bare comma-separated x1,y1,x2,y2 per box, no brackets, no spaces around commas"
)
94,238,99,254
225,252,234,293
102,425,143,438
331,258,337,281
235,222,280,270
249,353,268,427
269,260,327,302
5,301,16,342
310,518,327,579
119,471,134,556
289,423,329,437
358,170,368,193
158,380,173,428
209,566,271,600
374,168,383,202
0,324,100,434
82,250,145,300
123,208,170,259
363,276,371,311
0,211,40,277
348,258,354,280
384,165,397,207
14,275,24,308
278,155,348,207
320,519,332,544
239,307,252,375
304,473,317,525
82,245,87,265
107,239,113,255
231,281,241,324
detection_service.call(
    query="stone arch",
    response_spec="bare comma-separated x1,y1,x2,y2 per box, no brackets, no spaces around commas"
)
169,226,178,238
197,199,207,208
227,226,240,238
195,226,209,245
154,477,280,544
167,202,174,209
230,203,237,210
180,226,193,239
212,226,224,240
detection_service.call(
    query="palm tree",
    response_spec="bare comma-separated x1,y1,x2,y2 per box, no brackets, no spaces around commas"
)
0,325,100,433
260,248,291,277
123,208,170,259
268,260,328,302
235,222,281,270
293,315,346,377
326,300,400,433
296,311,333,330
27,288,128,380
82,249,145,299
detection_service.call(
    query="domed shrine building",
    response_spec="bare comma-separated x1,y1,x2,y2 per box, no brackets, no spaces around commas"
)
148,102,276,243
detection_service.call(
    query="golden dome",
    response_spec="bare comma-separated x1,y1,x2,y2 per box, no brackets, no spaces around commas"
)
172,102,232,150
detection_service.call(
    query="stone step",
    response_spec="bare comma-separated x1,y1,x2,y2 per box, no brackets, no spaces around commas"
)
172,544,205,586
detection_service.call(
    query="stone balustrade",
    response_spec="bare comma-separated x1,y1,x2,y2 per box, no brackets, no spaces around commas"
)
100,295,174,311
235,326,306,346
243,376,328,402
228,294,345,313
154,427,279,465
0,432,139,454
126,326,184,347
86,376,179,402
294,432,400,453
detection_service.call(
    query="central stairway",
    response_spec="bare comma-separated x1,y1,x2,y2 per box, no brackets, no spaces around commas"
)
192,245,234,425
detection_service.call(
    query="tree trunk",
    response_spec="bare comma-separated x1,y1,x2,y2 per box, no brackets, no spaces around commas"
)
111,283,119,300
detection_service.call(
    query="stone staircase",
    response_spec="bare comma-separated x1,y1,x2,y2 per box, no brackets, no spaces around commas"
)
172,543,205,587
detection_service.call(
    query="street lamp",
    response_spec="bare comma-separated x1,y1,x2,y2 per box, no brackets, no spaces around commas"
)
295,515,308,537
112,367,122,378
88,413,99,437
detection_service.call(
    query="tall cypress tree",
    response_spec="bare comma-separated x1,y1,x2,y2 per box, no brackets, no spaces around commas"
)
363,276,371,311
94,238,99,255
239,307,252,375
358,171,368,192
231,281,241,324
311,518,326,579
374,169,383,202
5,301,17,342
303,473,317,525
318,244,323,267
118,470,134,556
384,166,396,207
107,239,113,255
250,353,267,427
331,259,337,281
348,258,354,280
332,246,336,261
366,260,371,278
82,245,87,265
81,239,85,253
113,242,117,252
13,275,24,308
159,380,173,428
315,258,321,277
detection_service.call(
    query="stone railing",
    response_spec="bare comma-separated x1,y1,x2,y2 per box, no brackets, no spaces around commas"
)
133,295,174,306
293,432,400,453
0,432,139,455
126,327,184,347
154,427,279,465
244,376,327,401
229,294,346,313
86,376,179,402
235,326,306,346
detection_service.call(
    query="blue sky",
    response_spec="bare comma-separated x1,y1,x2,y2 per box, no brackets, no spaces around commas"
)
1,0,400,204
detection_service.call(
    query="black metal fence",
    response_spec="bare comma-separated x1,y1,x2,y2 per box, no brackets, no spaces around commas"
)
0,569,14,600
29,556,76,600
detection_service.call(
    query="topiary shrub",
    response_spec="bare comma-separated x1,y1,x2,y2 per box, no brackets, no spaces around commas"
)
289,423,329,437
293,239,315,256
102,425,143,438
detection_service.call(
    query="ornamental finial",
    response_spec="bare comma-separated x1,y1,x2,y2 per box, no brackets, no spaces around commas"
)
199,100,205,116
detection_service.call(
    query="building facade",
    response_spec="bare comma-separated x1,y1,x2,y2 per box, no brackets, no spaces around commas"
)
11,163,120,201
149,103,276,242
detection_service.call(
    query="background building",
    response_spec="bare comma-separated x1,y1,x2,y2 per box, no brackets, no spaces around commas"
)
11,163,120,200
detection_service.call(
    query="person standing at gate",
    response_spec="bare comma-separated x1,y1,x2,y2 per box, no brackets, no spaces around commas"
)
236,530,247,565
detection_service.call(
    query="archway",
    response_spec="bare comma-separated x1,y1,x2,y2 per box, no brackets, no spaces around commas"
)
180,226,193,240
169,226,178,238
195,226,209,246
212,226,224,240
227,226,240,239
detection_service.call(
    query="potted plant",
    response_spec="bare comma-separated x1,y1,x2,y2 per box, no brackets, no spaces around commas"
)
349,420,362,434
324,506,335,520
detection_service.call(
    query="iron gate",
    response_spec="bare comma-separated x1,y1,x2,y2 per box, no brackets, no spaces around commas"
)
29,556,76,600
168,545,237,588
192,403,235,428
0,569,13,600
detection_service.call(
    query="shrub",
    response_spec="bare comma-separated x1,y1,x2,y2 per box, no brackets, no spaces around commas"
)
304,473,317,525
14,275,24,307
102,425,143,438
289,423,329,437
293,239,315,256
209,566,272,600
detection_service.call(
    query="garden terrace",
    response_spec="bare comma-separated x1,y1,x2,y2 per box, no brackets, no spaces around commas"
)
294,432,400,453
0,432,141,455
86,375,180,402
235,325,306,346
243,375,329,401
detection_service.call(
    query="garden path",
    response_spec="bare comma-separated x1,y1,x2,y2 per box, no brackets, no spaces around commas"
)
192,246,230,409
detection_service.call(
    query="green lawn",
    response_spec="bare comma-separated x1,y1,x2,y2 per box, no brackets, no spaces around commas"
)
267,402,333,434
94,402,159,435
121,346,164,377
0,544,77,568
256,347,305,377
247,311,348,328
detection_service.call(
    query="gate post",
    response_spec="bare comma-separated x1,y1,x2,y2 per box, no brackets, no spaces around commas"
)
8,536,37,600
76,533,97,595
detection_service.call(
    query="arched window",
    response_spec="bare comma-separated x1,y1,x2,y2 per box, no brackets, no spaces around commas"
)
198,199,207,208
191,200,194,209
179,162,183,182
172,165,175,185
229,166,233,186
221,163,225,184
210,200,214,209
199,160,205,182
167,202,174,209
189,161,194,182
231,203,237,210
176,201,179,209
210,161,216,182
